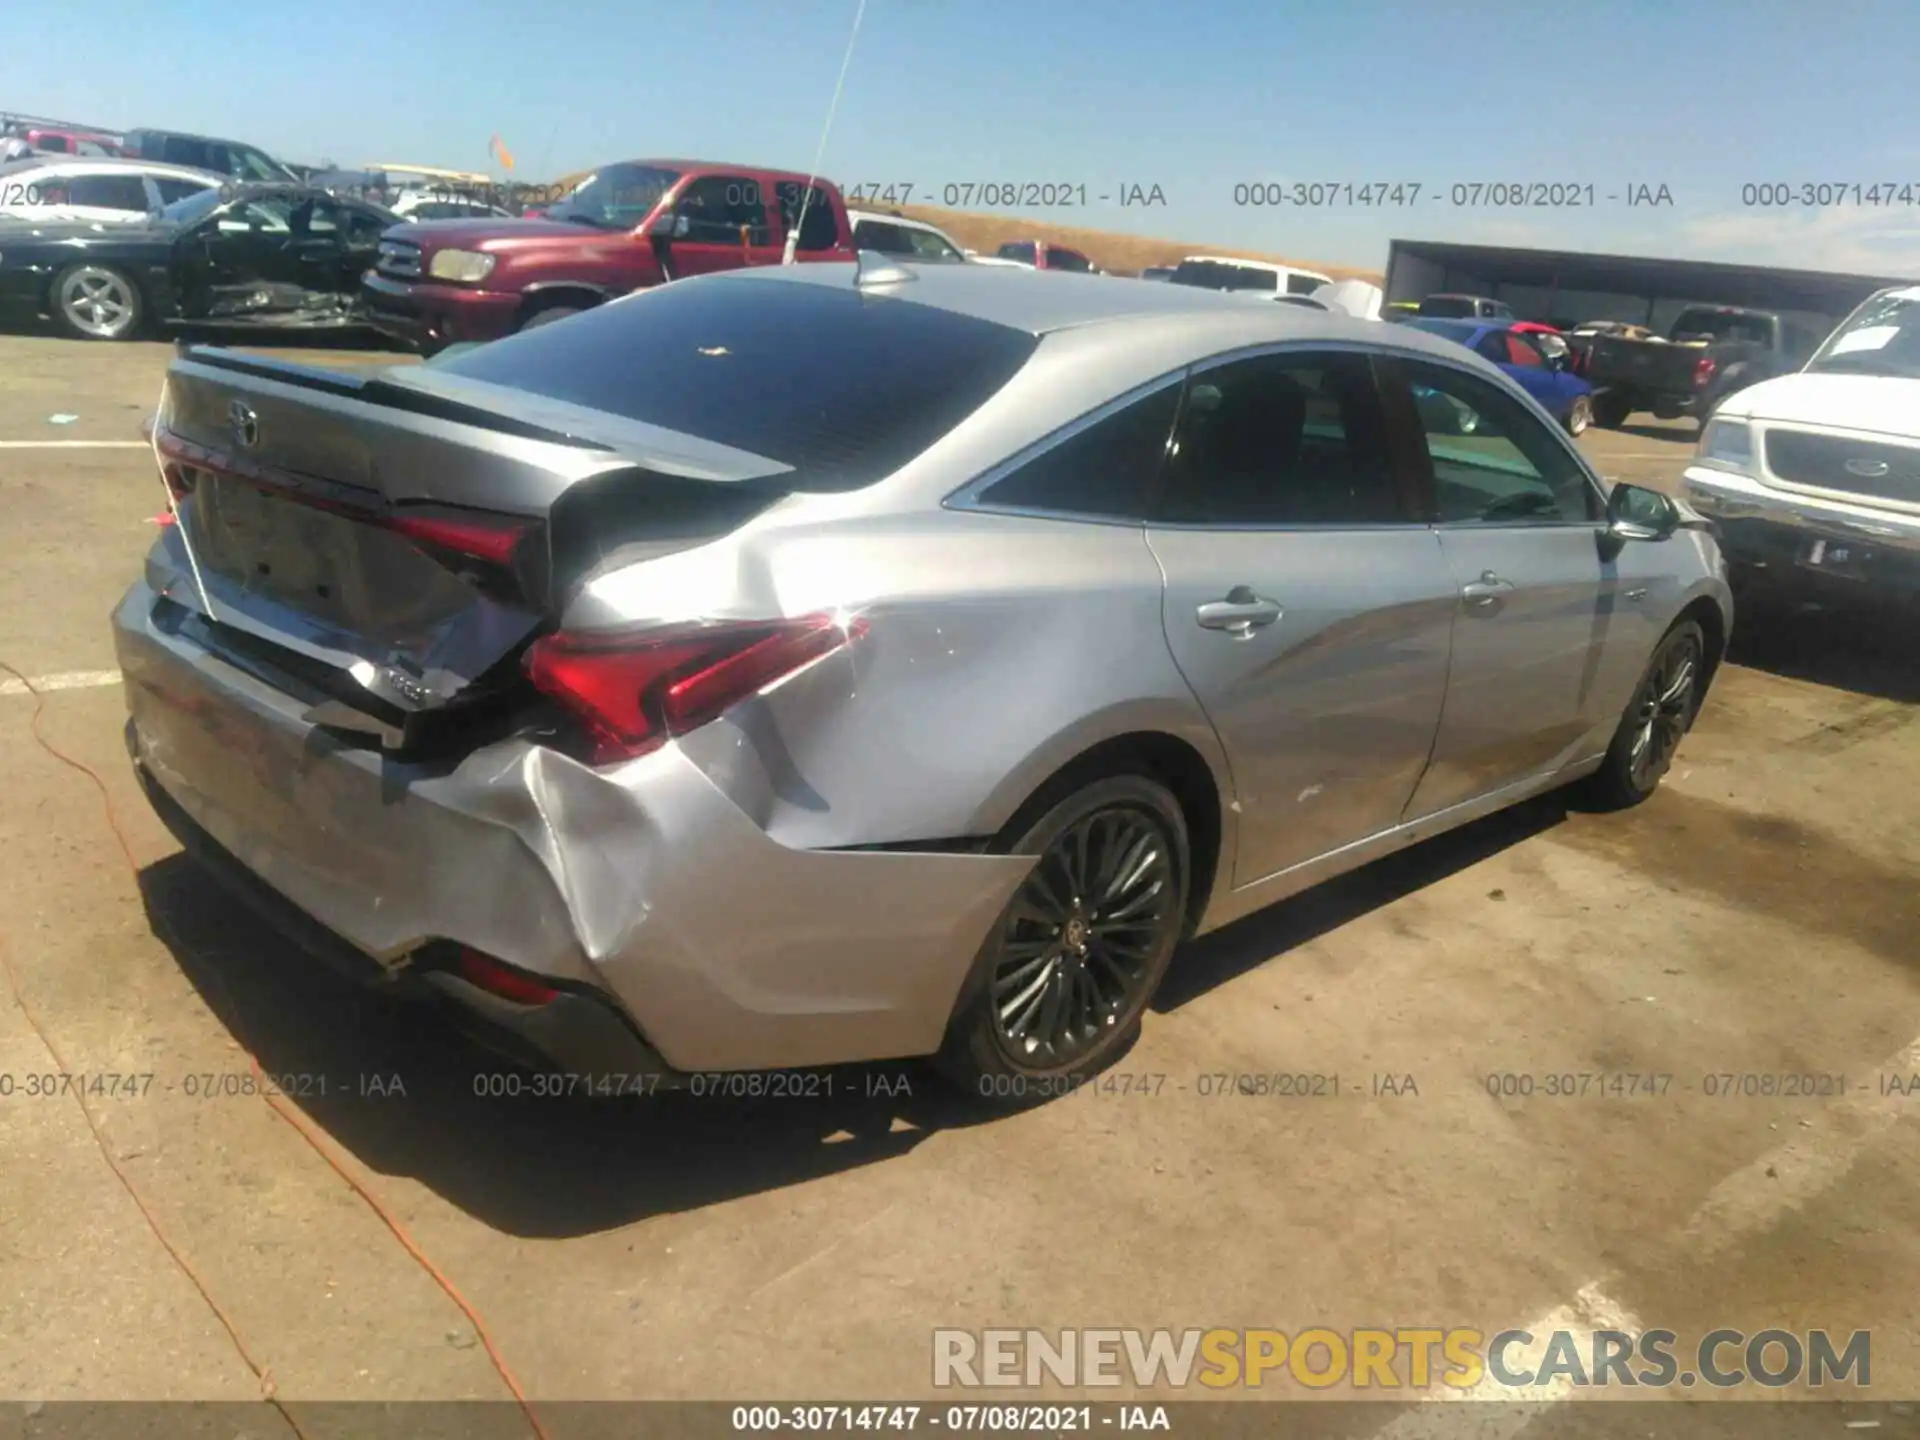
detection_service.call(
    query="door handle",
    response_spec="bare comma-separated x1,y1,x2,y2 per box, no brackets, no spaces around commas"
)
1460,570,1515,612
1196,586,1282,636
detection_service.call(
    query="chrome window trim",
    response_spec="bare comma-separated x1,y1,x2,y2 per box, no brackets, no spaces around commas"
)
943,335,1607,530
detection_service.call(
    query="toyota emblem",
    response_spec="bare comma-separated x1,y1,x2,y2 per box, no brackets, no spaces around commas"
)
1844,457,1890,478
228,399,260,449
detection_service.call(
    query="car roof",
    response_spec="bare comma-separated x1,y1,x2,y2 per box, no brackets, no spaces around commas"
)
847,209,949,235
1180,255,1329,275
700,262,1506,366
621,158,834,185
125,128,262,146
0,155,220,178
1406,316,1493,341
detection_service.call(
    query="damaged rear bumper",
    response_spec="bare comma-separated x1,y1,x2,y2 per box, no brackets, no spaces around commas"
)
112,581,1032,1076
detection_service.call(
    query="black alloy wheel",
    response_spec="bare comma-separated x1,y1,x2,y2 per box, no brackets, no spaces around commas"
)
989,805,1177,1067
1582,619,1706,810
939,774,1189,1099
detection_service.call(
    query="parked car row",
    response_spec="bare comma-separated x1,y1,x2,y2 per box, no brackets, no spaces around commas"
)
1383,292,1828,433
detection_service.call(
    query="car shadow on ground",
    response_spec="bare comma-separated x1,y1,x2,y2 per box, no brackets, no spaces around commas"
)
1154,793,1570,1011
1606,421,1698,445
1727,584,1920,704
136,852,997,1239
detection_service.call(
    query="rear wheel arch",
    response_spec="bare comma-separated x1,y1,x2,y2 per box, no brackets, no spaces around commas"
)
988,731,1225,938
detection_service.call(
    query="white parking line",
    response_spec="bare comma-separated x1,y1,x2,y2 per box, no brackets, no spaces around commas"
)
1678,1033,1920,1263
1373,1030,1920,1433
0,441,148,449
0,669,122,697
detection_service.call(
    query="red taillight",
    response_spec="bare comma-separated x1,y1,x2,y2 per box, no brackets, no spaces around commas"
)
385,511,532,566
1692,355,1718,388
525,613,868,764
455,946,560,1006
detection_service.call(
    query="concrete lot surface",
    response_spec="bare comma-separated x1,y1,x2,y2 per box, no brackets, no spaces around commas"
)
0,333,1916,1435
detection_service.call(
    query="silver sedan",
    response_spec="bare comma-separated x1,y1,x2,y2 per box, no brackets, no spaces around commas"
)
114,262,1732,1101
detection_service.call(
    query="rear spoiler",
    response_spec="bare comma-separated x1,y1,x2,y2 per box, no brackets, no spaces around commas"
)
172,346,800,488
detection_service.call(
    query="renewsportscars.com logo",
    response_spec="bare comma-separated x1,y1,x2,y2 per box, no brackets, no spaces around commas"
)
933,1327,1871,1392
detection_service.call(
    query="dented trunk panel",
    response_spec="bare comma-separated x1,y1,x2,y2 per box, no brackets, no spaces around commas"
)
153,351,801,710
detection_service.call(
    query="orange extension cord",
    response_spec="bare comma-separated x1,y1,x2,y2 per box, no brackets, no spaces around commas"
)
0,660,548,1440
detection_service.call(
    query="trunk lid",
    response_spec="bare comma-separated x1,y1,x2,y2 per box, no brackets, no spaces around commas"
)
154,350,796,740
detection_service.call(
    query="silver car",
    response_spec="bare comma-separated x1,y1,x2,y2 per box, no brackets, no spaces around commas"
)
114,264,1732,1101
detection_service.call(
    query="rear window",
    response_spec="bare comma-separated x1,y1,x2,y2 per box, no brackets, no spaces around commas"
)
432,276,1041,491
1286,272,1325,296
997,241,1038,263
1670,309,1774,345
1418,296,1478,318
1170,260,1277,293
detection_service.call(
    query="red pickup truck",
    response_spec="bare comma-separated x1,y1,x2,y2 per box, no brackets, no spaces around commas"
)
362,159,858,351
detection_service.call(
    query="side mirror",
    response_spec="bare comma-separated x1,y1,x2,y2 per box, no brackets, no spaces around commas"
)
1606,481,1679,542
647,211,688,239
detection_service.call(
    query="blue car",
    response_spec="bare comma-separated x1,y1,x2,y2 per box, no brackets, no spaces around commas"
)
1404,318,1594,436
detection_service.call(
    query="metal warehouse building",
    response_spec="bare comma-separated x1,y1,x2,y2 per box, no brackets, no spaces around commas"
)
1383,239,1917,339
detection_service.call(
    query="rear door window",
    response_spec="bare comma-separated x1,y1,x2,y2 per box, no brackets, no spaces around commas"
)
67,175,150,211
430,274,1041,491
153,176,212,204
853,219,909,254
159,137,210,168
902,226,964,262
775,182,841,252
1285,272,1323,295
674,173,772,245
1157,352,1411,526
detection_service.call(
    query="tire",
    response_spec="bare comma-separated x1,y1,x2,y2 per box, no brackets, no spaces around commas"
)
1564,394,1593,437
1591,392,1631,429
50,263,143,341
1579,619,1706,812
936,774,1189,1104
517,304,583,333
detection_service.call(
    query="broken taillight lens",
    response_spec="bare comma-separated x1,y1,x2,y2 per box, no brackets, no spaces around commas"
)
385,510,534,567
1692,355,1719,388
455,946,560,1006
524,613,868,764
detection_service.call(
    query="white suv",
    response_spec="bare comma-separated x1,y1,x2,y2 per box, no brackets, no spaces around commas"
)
1683,284,1920,601
0,157,223,224
1167,255,1333,299
848,209,968,263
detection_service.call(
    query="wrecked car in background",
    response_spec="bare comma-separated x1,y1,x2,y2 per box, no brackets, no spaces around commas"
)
0,182,396,341
361,158,859,352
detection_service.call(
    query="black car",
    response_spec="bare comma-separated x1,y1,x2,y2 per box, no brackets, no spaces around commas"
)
0,184,398,341
120,128,297,184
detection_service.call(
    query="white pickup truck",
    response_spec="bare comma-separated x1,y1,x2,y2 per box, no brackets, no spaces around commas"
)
1682,285,1920,601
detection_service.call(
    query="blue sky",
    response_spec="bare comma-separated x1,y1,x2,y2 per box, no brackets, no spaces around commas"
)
7,0,1920,274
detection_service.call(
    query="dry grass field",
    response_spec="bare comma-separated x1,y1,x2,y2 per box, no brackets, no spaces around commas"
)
893,202,1382,281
